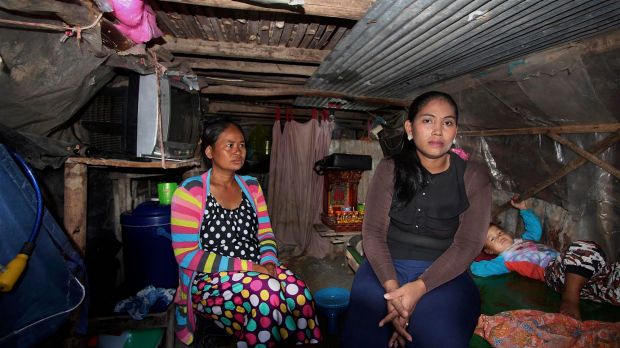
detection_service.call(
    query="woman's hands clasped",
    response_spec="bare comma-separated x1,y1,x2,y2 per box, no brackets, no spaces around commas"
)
379,279,427,347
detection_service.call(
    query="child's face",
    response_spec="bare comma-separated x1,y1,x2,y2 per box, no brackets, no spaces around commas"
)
484,225,514,255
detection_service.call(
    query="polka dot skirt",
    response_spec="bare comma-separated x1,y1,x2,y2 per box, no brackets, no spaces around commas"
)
192,265,322,347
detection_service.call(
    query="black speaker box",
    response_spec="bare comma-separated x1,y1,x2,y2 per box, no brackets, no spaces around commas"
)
322,153,372,171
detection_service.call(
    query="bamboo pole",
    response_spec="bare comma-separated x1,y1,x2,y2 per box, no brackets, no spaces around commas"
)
547,133,620,180
493,132,620,217
459,123,620,136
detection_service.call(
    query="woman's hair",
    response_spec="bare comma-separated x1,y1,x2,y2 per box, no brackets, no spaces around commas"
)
200,116,245,165
393,91,459,205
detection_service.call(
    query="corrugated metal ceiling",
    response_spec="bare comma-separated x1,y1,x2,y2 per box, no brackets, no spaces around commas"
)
297,0,620,109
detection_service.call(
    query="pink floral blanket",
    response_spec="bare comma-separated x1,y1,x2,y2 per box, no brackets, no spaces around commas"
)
475,309,620,347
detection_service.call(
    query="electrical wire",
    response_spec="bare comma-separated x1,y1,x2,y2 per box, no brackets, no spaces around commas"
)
0,276,86,344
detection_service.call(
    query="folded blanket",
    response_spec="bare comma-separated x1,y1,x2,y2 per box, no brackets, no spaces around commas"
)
475,309,620,347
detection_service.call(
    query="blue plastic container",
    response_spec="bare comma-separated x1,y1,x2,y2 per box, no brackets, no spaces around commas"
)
121,201,178,295
314,287,350,335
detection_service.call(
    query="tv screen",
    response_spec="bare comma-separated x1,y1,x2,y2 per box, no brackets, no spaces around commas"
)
79,74,202,160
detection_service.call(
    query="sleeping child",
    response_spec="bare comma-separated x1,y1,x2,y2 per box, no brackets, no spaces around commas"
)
470,198,620,320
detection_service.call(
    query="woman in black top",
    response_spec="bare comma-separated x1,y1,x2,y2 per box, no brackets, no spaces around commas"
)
342,91,491,347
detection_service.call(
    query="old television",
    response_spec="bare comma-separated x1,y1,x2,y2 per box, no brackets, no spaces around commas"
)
80,73,202,160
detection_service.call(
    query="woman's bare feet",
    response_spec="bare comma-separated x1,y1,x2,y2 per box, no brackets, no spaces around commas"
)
560,298,581,320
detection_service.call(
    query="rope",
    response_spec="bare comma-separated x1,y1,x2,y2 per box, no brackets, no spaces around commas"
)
0,13,103,43
149,50,168,169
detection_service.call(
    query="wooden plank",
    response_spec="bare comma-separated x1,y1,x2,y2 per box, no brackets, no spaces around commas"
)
159,0,373,20
547,133,620,179
316,24,336,49
201,72,308,84
203,78,304,88
64,162,87,254
0,0,93,27
308,24,327,49
259,18,270,45
205,7,225,41
288,23,307,48
163,36,329,63
493,132,620,217
208,101,367,118
160,2,189,38
201,85,409,106
235,18,247,43
269,19,285,46
198,71,308,84
324,26,348,50
65,157,201,169
279,22,294,47
195,9,217,40
207,104,368,124
151,2,179,37
178,57,317,75
177,4,204,39
220,13,234,42
299,23,319,48
460,123,620,136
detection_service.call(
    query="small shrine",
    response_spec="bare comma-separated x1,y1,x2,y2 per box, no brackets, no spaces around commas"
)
321,170,365,232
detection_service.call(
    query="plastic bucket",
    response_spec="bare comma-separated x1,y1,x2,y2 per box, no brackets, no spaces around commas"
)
314,287,350,334
121,201,178,295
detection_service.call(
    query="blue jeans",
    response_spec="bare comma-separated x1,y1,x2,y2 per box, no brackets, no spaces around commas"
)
342,259,480,348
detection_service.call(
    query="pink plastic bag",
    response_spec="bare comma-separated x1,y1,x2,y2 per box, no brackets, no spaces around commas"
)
110,0,163,44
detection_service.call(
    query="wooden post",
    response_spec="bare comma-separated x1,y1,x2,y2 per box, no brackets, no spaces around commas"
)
64,162,87,254
493,132,620,217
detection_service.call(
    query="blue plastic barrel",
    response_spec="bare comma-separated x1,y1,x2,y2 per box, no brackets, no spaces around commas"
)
121,201,178,295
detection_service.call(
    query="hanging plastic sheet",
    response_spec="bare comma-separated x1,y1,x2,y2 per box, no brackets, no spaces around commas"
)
459,132,619,262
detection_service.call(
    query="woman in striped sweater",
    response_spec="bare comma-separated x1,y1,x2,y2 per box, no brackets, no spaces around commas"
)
171,117,321,347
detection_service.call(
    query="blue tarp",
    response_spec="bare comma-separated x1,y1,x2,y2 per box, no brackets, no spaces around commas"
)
0,144,87,348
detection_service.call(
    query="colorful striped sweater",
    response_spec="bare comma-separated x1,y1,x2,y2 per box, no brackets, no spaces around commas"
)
170,170,278,345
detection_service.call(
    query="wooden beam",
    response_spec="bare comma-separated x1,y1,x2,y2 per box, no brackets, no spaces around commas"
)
208,101,368,120
202,85,409,106
493,132,620,217
547,133,620,180
200,72,308,84
0,0,93,26
460,123,620,136
163,36,328,63
177,57,317,76
207,102,373,126
203,78,304,88
65,157,201,169
160,0,373,20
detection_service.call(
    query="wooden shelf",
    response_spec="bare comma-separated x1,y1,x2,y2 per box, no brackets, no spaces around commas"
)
65,156,201,169
63,156,201,254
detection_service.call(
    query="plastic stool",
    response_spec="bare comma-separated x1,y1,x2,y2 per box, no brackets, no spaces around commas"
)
314,287,350,335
